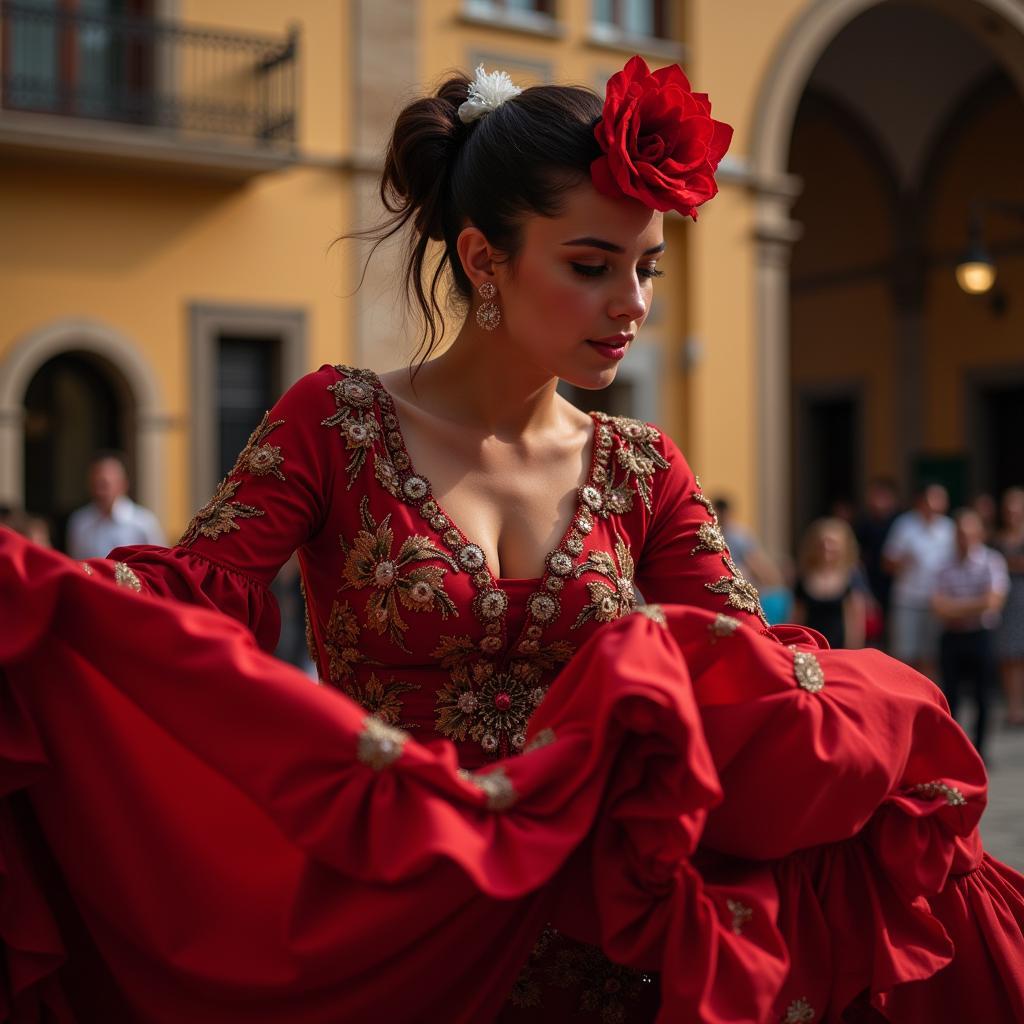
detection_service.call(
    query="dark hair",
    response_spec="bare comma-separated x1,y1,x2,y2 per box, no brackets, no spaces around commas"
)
343,73,604,373
89,449,129,473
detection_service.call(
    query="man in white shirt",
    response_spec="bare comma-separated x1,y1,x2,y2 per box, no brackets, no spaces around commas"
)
66,452,166,560
882,483,955,676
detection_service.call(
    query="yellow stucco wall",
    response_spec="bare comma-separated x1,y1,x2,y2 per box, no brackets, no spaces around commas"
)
0,2,350,535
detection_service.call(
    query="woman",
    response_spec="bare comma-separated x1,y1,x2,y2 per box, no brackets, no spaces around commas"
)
793,517,866,649
1,60,1023,1023
996,486,1024,725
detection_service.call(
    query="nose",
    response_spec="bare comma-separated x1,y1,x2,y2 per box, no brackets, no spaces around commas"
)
608,272,647,323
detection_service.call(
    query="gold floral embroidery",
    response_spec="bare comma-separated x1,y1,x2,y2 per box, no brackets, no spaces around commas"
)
525,727,556,752
727,899,753,935
459,765,517,810
179,477,264,547
434,635,572,758
113,561,142,591
572,532,636,629
509,926,558,1009
784,997,816,1023
373,453,401,498
693,519,727,555
709,612,742,641
322,368,381,489
300,578,318,669
356,716,407,771
231,413,286,481
636,603,667,626
341,496,458,652
910,780,967,807
589,414,670,516
792,648,825,693
345,673,420,729
547,942,656,1021
323,600,365,681
706,555,769,627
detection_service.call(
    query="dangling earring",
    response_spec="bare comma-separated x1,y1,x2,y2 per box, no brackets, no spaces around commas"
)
475,281,501,331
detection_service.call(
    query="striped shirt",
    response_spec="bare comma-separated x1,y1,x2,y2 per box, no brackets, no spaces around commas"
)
934,544,1010,632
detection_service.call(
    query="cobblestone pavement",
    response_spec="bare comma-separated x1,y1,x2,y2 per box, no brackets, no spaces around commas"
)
980,716,1024,871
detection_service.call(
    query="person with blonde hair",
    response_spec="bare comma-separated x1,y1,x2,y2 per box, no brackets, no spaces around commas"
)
792,517,866,649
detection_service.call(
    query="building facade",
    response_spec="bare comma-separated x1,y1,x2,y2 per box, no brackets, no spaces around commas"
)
1,0,1022,553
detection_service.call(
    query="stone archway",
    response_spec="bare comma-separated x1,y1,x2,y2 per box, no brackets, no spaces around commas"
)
0,318,170,519
748,0,1024,553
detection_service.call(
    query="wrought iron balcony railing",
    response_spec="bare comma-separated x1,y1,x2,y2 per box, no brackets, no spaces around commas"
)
1,1,298,146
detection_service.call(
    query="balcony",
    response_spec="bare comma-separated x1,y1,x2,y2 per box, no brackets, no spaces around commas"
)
0,1,300,179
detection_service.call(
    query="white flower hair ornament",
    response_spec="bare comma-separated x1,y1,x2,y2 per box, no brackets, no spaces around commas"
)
457,64,523,124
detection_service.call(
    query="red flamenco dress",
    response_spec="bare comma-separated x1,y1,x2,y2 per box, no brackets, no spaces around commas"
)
0,364,1022,1022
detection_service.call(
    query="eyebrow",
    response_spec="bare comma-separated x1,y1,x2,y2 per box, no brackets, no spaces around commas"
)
562,236,666,256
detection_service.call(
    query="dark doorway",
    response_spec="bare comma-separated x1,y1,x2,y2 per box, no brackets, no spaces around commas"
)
216,335,282,479
975,380,1024,501
796,391,861,539
23,351,133,551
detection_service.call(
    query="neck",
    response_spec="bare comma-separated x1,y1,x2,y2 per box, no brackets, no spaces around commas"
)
409,326,565,437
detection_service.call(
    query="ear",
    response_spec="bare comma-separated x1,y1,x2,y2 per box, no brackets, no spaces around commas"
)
456,226,498,290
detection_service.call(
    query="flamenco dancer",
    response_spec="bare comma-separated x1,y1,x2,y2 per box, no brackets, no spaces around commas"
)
1,59,1022,1023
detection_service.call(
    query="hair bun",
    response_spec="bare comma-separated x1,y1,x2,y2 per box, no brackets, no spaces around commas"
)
382,74,471,241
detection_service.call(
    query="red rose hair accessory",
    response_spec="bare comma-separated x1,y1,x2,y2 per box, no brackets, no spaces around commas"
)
591,56,733,221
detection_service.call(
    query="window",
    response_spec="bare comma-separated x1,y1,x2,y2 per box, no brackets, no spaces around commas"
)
592,0,670,40
466,0,555,14
189,304,306,506
2,0,155,122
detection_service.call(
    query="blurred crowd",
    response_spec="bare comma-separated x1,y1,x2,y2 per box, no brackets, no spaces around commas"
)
724,480,1024,763
4,453,1023,762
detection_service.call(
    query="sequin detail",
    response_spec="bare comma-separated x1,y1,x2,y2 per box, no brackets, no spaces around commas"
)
547,942,656,1022
179,477,263,546
727,899,753,935
572,533,636,629
784,998,816,1023
910,780,967,807
323,600,368,682
709,613,742,640
637,603,666,626
322,367,382,489
460,765,517,810
341,496,458,652
80,562,94,575
356,716,407,771
590,413,669,517
525,727,556,752
233,413,286,480
792,649,825,693
690,488,770,628
345,673,420,729
113,562,142,591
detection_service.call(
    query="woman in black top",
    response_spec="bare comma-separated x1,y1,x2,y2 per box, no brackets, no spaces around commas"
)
793,517,866,649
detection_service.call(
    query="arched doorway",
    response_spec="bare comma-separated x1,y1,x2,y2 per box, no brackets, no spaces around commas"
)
750,0,1024,551
0,318,168,546
23,350,135,550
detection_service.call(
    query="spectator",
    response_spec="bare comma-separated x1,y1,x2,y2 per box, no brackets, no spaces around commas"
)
793,517,866,649
972,492,998,545
66,451,166,560
882,482,955,677
712,496,790,623
932,508,1009,762
854,476,900,622
0,506,52,547
995,486,1024,726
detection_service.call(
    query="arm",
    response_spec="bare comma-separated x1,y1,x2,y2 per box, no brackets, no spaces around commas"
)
843,589,866,649
634,431,773,635
99,366,340,650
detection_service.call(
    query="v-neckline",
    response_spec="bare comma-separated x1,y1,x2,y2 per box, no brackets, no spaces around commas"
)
367,369,601,586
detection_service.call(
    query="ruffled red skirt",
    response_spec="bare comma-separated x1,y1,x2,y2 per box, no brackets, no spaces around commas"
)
0,531,1021,1023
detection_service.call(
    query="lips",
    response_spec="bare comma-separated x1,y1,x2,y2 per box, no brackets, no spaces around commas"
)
586,335,631,361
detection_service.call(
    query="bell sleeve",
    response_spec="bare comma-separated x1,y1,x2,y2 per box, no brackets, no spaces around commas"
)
95,365,341,651
635,431,824,646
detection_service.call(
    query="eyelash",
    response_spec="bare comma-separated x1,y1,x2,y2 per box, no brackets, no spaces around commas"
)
570,262,665,280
